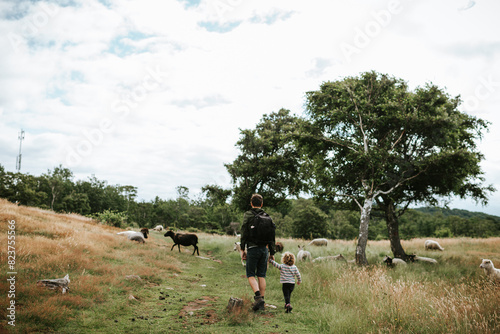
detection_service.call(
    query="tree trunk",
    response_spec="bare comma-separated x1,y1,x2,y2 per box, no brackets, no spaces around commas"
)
356,197,373,265
51,186,56,210
385,202,408,261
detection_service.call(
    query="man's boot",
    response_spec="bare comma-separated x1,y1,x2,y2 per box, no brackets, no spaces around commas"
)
252,295,265,311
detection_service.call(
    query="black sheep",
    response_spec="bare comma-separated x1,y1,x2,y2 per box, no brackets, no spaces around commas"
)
275,241,284,253
164,230,200,256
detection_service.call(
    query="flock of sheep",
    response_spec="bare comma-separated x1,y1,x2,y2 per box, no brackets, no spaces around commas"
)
117,228,499,282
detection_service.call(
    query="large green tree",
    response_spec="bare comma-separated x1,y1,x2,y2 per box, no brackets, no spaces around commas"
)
372,83,493,259
225,109,307,211
301,71,493,264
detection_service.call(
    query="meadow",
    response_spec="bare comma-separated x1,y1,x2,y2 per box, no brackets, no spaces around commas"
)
0,198,499,333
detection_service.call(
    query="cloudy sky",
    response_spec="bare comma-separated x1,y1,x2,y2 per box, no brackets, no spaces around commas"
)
1,0,499,215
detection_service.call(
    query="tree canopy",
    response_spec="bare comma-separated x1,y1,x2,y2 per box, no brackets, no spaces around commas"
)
225,109,307,211
300,71,493,264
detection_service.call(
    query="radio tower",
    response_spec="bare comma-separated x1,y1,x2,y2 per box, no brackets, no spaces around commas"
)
16,129,25,172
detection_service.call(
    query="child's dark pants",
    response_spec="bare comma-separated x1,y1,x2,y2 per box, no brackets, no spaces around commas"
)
282,283,295,304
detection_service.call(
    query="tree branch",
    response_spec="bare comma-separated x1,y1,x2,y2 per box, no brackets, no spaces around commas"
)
390,130,406,152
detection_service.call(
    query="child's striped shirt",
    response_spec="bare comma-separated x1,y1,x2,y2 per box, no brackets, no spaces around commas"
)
270,259,302,284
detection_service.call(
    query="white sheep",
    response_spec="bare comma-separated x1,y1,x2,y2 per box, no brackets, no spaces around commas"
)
297,245,312,261
383,255,407,267
424,240,444,251
152,225,164,232
117,228,149,243
312,254,346,262
414,255,438,264
479,259,500,281
233,242,246,267
308,238,328,246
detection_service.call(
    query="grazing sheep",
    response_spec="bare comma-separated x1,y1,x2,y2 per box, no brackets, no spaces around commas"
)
297,245,312,262
117,228,149,243
308,238,328,247
424,240,444,251
152,225,164,232
164,230,200,255
383,255,407,267
312,254,346,263
479,259,500,281
275,242,284,253
415,255,438,264
233,242,246,267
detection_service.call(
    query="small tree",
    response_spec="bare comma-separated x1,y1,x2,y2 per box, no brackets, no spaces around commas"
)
42,165,74,210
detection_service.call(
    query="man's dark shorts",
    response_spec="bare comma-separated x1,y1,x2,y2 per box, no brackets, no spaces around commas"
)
246,246,269,278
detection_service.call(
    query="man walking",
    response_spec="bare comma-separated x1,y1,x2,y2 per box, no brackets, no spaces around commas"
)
240,194,276,311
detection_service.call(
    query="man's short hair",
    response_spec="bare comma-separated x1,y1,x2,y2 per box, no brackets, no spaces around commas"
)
250,194,263,207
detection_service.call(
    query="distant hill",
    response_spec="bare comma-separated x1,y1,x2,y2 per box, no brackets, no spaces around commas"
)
414,207,500,221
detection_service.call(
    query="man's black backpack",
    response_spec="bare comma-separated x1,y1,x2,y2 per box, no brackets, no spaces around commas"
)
248,210,276,245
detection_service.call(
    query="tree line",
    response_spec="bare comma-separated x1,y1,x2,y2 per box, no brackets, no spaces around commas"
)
1,163,498,240
1,71,496,264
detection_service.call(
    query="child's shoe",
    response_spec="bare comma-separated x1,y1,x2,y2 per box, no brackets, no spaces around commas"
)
285,303,292,313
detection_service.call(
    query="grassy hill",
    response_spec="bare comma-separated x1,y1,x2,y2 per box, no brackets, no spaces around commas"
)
1,199,499,333
415,207,500,220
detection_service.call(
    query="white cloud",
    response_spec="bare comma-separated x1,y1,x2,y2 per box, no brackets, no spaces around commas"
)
1,0,499,215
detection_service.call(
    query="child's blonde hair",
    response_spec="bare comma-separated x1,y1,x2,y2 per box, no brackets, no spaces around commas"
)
282,252,295,266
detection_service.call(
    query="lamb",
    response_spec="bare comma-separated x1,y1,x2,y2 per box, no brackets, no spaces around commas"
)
164,230,200,255
233,242,246,266
117,228,149,243
312,254,346,263
383,255,407,267
275,242,284,253
424,240,444,251
308,238,328,247
479,259,500,281
152,225,164,232
297,245,312,261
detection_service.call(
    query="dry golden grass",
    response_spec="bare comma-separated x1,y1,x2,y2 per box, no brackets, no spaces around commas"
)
0,198,182,331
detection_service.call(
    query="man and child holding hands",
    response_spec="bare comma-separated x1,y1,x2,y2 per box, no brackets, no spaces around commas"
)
239,194,302,313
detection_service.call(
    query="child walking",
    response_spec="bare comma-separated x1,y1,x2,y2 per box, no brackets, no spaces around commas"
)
269,251,302,313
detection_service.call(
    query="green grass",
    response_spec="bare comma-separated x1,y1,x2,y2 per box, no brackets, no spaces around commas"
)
1,200,499,333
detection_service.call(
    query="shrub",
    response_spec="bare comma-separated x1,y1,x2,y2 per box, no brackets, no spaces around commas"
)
94,210,127,228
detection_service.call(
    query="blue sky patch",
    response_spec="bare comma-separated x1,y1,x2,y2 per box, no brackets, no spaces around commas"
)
70,71,85,82
107,31,155,57
198,20,241,33
177,0,201,9
250,10,293,25
46,86,70,105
